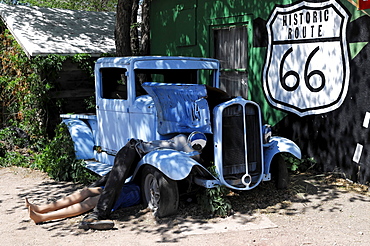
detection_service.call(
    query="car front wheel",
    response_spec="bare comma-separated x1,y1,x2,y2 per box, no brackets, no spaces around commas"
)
141,165,179,217
271,154,289,190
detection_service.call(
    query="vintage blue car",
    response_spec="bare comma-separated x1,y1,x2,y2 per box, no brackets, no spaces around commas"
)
60,56,301,217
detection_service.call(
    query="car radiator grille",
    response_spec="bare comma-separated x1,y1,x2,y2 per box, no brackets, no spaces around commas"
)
221,103,262,187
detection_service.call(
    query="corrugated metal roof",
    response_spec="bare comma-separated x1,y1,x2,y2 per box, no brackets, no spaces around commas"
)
0,3,116,57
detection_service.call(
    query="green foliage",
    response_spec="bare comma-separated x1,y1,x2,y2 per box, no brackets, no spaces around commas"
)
0,151,33,167
0,127,34,167
0,0,127,183
32,54,66,80
0,23,99,184
195,164,232,217
84,95,96,111
33,123,97,184
0,141,5,157
0,127,27,149
197,185,232,217
71,54,95,78
18,0,118,12
283,153,317,173
0,29,46,138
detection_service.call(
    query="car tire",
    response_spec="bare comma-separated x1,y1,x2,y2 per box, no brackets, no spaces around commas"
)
141,165,179,218
271,154,289,190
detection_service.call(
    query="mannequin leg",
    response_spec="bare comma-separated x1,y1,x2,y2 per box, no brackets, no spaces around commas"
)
25,187,102,213
93,139,140,219
28,195,100,223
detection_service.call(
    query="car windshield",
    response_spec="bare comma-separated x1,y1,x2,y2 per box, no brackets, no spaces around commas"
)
134,68,216,97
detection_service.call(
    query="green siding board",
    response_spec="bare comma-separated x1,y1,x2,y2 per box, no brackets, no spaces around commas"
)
176,7,197,46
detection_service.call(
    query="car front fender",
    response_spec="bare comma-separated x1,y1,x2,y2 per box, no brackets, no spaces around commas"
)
133,149,206,181
263,136,301,173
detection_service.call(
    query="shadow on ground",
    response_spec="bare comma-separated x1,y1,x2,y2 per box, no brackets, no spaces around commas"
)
16,170,370,240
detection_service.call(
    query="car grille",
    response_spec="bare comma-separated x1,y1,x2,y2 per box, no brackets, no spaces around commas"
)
221,102,263,188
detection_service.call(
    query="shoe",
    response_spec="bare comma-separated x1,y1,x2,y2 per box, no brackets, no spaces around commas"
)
78,220,90,230
82,212,99,223
87,220,115,230
79,212,114,230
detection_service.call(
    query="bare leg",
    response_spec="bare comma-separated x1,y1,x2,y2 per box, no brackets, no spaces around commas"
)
25,187,102,213
28,195,100,223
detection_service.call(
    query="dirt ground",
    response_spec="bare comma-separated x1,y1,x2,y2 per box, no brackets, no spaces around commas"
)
1,166,370,246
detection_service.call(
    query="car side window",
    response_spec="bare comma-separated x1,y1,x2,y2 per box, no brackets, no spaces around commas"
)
100,68,127,99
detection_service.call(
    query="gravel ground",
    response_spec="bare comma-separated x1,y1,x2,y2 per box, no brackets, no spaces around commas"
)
1,166,370,246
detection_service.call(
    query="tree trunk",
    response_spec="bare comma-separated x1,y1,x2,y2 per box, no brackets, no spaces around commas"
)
131,0,140,55
115,0,151,56
140,0,151,55
115,0,133,56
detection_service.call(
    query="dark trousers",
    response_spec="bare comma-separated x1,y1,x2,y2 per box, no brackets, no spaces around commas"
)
91,139,141,219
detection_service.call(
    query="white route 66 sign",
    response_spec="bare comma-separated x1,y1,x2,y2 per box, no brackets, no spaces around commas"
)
263,0,350,117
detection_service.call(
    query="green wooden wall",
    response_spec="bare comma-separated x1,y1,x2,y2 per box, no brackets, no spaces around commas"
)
149,0,365,125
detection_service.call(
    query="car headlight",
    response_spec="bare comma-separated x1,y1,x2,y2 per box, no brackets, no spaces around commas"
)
188,131,207,151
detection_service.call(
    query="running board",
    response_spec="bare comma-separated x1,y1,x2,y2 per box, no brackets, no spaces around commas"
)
84,160,112,176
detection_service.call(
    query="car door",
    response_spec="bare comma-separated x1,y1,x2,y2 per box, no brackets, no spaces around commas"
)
96,67,131,156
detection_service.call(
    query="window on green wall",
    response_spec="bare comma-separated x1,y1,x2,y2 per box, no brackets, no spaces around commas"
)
214,26,248,99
